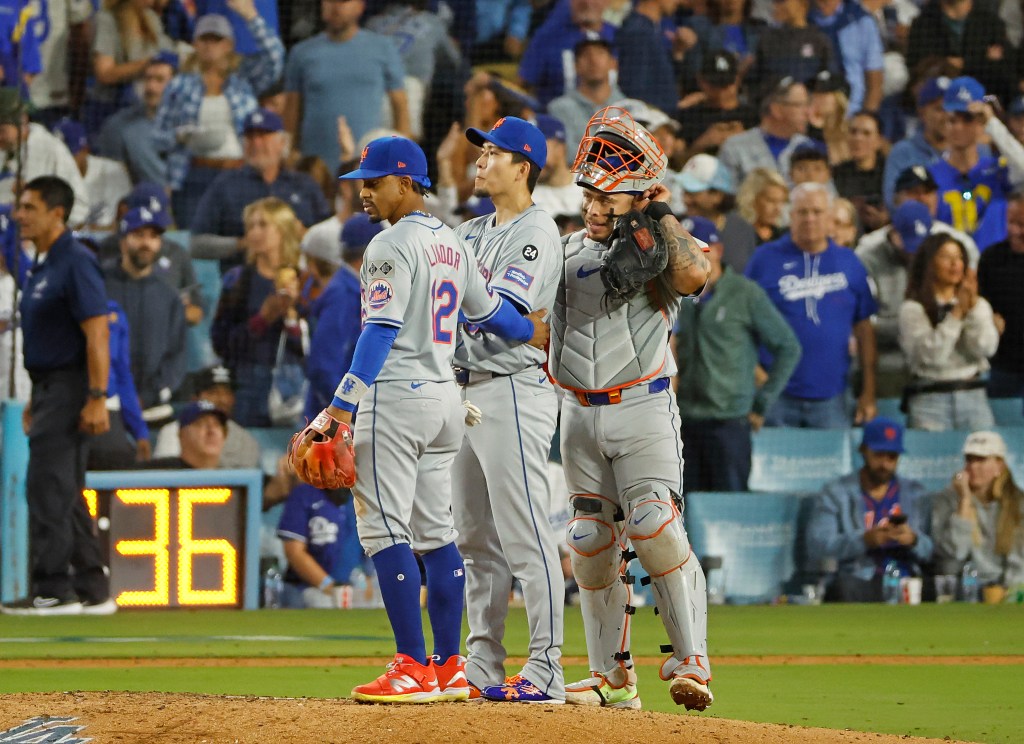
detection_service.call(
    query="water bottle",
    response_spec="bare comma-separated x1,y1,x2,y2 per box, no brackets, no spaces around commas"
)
882,560,901,604
960,561,980,603
263,566,283,609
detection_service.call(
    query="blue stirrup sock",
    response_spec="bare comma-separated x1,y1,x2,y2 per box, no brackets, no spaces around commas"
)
420,542,466,661
371,543,427,665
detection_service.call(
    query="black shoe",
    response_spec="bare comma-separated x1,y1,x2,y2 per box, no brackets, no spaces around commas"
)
0,596,83,616
81,597,118,615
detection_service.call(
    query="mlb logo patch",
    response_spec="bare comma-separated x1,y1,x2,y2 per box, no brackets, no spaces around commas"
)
366,278,394,310
504,266,534,289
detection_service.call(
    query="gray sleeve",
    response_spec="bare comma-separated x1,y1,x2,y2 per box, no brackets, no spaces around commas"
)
92,12,121,59
930,487,974,566
190,233,243,260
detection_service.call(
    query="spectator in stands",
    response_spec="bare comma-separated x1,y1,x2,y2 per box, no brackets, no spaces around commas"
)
1007,96,1024,146
881,165,980,261
705,0,764,71
830,197,858,247
718,77,813,188
788,144,834,189
675,216,800,492
805,417,933,602
805,70,849,164
882,77,950,210
932,431,1024,595
52,119,132,231
143,400,228,469
546,38,625,165
211,196,304,427
899,233,998,431
749,0,834,96
530,114,584,230
679,153,758,272
459,0,530,63
28,0,94,127
104,206,188,426
678,51,757,160
834,111,889,233
929,77,1024,251
189,109,330,271
96,52,177,187
86,0,173,135
0,0,42,96
808,0,884,115
906,0,1014,106
0,211,29,402
736,166,788,244
745,182,878,427
153,365,262,469
156,6,285,230
0,89,89,226
518,0,615,106
855,199,930,399
978,192,1024,400
283,0,409,169
616,0,692,116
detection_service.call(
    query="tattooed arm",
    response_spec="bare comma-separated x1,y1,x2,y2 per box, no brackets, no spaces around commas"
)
636,184,711,297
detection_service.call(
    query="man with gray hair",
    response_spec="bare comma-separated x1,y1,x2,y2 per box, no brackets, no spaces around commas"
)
745,182,879,427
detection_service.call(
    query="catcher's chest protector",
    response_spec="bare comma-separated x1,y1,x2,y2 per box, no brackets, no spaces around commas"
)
551,231,677,391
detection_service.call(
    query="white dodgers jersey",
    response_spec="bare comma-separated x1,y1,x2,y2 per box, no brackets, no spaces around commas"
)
454,205,562,374
361,212,499,382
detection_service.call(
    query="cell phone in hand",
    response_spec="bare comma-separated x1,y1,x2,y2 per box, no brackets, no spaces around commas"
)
888,513,908,526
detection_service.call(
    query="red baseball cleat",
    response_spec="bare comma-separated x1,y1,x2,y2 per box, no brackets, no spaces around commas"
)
351,654,442,704
431,654,471,702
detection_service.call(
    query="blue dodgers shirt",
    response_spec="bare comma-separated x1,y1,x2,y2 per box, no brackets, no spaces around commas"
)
20,230,108,373
745,236,876,400
276,484,350,586
929,156,1011,250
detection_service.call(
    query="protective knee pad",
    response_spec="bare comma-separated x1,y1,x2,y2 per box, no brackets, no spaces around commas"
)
566,496,621,591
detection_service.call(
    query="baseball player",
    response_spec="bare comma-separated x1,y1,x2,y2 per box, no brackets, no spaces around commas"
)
291,136,549,704
449,117,565,703
551,107,715,711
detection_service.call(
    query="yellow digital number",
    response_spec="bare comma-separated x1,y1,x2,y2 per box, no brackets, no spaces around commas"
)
177,488,238,605
114,489,170,606
83,489,97,520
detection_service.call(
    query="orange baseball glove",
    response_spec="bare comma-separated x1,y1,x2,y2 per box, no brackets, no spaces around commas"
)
288,410,356,490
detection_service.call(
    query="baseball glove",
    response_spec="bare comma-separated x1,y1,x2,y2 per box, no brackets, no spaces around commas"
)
288,410,356,490
600,209,669,302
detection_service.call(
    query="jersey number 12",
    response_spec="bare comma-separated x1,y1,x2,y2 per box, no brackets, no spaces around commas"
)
432,279,458,344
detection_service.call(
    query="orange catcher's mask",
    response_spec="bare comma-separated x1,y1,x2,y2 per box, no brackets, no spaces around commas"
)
572,106,668,194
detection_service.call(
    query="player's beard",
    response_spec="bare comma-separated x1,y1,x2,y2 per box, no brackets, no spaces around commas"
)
472,185,492,199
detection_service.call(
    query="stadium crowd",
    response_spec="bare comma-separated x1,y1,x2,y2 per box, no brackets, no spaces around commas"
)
0,0,1023,614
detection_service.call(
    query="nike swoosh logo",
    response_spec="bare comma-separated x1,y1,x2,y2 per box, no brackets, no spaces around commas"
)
571,532,592,541
633,512,650,526
538,376,547,384
411,382,426,389
576,265,602,279
465,234,477,240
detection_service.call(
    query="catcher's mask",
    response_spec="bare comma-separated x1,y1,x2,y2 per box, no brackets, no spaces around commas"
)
572,106,667,194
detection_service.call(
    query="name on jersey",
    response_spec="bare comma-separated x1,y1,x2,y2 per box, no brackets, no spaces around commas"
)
476,259,492,282
366,278,394,310
424,243,461,269
504,266,534,289
778,272,849,301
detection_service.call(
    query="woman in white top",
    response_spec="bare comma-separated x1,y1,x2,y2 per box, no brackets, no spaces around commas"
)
898,233,999,431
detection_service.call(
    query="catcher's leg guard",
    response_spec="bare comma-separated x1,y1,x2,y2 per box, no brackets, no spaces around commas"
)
567,495,633,680
623,482,711,705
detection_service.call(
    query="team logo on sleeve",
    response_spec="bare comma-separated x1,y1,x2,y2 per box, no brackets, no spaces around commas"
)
522,244,538,261
366,278,394,310
504,266,534,289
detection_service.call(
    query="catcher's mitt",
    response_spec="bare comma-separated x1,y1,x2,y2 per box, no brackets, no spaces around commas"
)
600,209,669,302
288,410,356,490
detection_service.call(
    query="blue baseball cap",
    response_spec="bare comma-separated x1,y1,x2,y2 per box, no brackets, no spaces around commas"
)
891,200,932,254
150,49,179,71
120,205,169,234
52,118,87,154
243,108,283,134
179,399,228,428
681,216,720,246
466,116,548,170
861,417,905,454
340,212,384,259
340,136,431,188
125,181,171,214
534,114,566,144
916,76,950,108
943,76,985,113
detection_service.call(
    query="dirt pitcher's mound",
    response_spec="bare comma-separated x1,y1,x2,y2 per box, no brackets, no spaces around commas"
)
0,692,975,744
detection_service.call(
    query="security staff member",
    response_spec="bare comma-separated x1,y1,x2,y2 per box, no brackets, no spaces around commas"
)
0,176,115,617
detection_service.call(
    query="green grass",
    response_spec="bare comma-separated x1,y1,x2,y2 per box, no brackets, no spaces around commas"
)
2,605,1023,743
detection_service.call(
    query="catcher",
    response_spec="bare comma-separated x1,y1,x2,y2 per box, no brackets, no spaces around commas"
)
549,106,714,711
289,136,548,704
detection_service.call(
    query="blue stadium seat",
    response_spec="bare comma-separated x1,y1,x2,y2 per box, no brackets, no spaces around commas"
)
874,397,906,426
898,430,969,492
685,491,805,604
994,427,1024,481
247,427,296,476
187,254,223,372
749,428,854,493
989,397,1024,427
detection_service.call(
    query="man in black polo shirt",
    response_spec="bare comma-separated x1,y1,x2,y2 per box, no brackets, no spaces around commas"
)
978,191,1024,400
678,51,757,158
1,176,115,617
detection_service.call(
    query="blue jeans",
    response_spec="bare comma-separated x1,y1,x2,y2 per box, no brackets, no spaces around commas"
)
907,388,994,432
680,417,752,493
987,366,1024,399
765,393,850,429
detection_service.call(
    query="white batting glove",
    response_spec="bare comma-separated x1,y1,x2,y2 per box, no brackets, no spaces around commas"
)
463,400,483,427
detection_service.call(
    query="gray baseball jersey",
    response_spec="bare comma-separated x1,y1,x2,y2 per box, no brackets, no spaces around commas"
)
450,204,566,698
353,211,500,558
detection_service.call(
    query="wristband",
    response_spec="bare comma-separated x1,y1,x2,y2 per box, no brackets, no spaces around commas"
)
319,575,334,592
332,373,368,411
88,388,106,400
644,201,673,222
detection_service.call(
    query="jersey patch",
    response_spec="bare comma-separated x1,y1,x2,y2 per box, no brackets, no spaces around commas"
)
366,278,394,310
522,244,538,261
367,259,395,277
504,266,534,289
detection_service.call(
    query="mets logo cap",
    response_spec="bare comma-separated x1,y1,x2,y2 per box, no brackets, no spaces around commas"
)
340,136,431,188
466,116,548,170
861,417,905,454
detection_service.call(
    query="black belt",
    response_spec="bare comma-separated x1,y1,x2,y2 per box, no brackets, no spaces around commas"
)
454,365,540,385
574,377,671,407
900,376,987,412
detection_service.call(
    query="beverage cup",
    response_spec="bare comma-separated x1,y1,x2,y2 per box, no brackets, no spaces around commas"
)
982,584,1007,605
900,577,922,605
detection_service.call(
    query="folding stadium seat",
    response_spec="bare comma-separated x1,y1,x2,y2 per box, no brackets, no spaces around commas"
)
896,429,970,492
749,427,854,493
